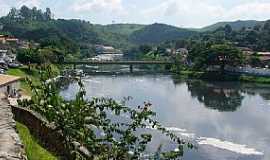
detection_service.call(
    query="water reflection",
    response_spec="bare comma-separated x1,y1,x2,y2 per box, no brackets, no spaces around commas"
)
61,75,270,160
186,80,244,112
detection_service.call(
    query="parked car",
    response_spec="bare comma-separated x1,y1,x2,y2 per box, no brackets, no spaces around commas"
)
0,68,5,74
8,63,22,68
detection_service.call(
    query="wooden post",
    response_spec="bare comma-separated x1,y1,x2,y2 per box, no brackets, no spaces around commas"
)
73,64,76,70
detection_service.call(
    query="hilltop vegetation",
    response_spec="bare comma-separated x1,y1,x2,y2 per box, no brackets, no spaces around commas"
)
95,23,145,36
2,6,270,63
129,23,197,44
200,20,264,32
0,7,198,52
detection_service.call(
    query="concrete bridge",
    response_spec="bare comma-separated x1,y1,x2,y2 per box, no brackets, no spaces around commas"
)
61,60,180,72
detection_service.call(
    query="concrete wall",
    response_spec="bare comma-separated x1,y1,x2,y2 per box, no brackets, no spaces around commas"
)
11,106,72,160
0,81,20,97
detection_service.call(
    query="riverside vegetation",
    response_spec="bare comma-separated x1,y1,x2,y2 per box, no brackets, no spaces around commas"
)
17,66,193,159
3,5,270,159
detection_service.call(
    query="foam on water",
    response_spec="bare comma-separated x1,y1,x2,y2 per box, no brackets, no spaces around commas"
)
83,79,101,84
165,127,187,132
197,137,264,156
148,126,264,156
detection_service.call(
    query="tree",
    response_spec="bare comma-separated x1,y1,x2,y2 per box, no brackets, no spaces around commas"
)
206,44,244,72
187,80,244,112
249,52,262,67
139,44,152,54
45,8,52,20
224,24,232,34
7,8,18,19
20,5,32,19
16,48,35,64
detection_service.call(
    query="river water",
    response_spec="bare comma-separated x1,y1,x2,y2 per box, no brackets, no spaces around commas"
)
60,74,270,160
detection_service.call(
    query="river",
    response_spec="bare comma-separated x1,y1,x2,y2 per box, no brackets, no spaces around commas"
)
60,73,270,160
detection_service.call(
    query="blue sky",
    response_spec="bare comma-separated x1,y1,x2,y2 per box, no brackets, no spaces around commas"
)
1,0,270,28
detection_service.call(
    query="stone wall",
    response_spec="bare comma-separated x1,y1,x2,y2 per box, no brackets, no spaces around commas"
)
11,106,72,160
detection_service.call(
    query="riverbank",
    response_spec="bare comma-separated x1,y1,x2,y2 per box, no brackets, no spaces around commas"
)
178,70,270,84
6,65,60,95
6,66,59,160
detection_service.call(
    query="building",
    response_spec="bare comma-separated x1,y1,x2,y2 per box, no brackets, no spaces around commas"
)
0,49,8,58
176,48,189,55
0,75,21,98
257,52,270,63
238,47,254,56
95,45,122,54
0,35,19,44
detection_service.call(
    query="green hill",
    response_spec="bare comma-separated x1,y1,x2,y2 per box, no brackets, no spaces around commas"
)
200,20,264,32
129,23,197,44
95,24,145,36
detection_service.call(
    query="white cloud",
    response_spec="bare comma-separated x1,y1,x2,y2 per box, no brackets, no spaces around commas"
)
0,0,42,17
0,3,10,17
71,0,126,16
225,2,270,21
17,0,42,8
140,0,270,28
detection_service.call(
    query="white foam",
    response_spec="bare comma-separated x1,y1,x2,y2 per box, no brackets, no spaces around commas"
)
146,125,263,156
198,137,264,156
166,127,187,132
83,79,101,84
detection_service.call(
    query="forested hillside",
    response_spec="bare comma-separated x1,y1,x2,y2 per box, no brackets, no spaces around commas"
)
200,20,264,32
1,6,270,60
129,23,197,44
0,6,199,54
94,24,145,36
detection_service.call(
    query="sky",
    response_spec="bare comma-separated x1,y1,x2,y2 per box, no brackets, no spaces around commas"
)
1,0,270,28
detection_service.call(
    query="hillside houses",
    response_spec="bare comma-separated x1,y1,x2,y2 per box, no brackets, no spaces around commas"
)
0,35,19,44
95,45,122,54
0,35,23,71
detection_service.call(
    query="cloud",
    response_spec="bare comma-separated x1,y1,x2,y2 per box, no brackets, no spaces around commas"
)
225,2,270,21
71,0,126,16
0,3,10,17
140,0,270,27
17,0,42,8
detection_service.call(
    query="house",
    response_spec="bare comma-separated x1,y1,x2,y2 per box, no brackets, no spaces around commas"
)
0,75,21,98
257,52,270,63
0,49,8,58
95,45,122,54
176,48,189,55
0,35,19,44
238,47,254,56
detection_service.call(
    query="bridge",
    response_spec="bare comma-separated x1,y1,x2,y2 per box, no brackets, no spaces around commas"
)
62,60,180,72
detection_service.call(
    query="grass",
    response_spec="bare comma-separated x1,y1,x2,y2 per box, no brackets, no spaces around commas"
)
239,75,270,83
8,65,60,160
6,65,60,95
177,70,270,84
16,122,58,160
6,66,40,95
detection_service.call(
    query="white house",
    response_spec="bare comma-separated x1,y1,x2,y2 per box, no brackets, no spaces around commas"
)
0,75,21,98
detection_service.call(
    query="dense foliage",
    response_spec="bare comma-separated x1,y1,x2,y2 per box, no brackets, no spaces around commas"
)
129,23,197,45
200,20,263,32
18,66,193,159
196,21,270,51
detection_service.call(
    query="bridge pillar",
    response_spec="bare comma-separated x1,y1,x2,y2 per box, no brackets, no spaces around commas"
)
130,64,133,73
